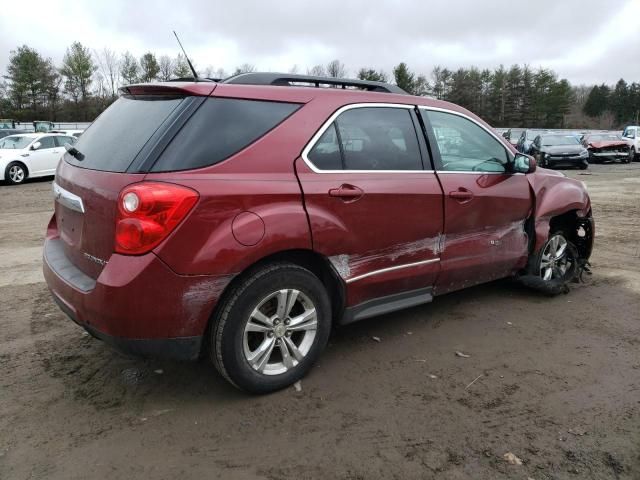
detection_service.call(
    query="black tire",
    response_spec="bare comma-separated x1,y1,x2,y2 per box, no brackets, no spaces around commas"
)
4,162,27,185
579,161,589,170
210,262,331,394
631,147,638,162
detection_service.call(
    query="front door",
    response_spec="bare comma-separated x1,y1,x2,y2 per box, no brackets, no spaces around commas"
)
28,136,61,176
296,104,444,307
419,108,533,295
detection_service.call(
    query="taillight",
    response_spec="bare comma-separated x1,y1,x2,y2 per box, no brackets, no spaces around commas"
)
115,182,198,255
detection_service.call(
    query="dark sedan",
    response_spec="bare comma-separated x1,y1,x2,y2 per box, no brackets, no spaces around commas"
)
530,134,589,169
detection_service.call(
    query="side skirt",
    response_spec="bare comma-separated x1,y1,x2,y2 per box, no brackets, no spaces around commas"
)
339,287,433,326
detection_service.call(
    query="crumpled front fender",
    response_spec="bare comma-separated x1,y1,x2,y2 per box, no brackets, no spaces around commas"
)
527,171,592,253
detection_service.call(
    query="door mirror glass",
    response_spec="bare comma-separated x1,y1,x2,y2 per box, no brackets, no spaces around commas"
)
513,153,536,174
30,141,42,151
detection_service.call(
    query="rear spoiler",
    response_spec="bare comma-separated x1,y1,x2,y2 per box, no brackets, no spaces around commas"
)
120,82,216,97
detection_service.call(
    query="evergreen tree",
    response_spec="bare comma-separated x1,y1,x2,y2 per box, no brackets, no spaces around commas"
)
120,52,140,84
139,52,160,83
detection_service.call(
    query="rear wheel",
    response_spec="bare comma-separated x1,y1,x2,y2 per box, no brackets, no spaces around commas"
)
210,263,331,393
5,162,27,185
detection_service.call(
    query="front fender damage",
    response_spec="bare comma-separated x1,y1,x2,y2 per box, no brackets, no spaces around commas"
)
518,171,594,294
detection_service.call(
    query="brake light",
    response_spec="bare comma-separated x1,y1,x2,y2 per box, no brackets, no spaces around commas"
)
115,182,198,255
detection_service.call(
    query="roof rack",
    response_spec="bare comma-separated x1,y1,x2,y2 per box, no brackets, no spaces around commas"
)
221,72,407,95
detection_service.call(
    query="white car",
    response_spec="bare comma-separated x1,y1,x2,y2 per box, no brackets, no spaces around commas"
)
622,126,640,161
0,133,76,185
50,129,84,138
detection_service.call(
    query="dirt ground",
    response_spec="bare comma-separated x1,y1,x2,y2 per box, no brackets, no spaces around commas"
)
1,163,639,480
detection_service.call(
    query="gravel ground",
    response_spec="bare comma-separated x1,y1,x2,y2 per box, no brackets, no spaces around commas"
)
1,163,639,480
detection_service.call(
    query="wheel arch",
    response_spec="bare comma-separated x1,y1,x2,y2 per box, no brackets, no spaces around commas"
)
201,248,346,355
5,160,29,180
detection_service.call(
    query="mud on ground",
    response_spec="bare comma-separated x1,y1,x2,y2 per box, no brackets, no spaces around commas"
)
1,164,639,479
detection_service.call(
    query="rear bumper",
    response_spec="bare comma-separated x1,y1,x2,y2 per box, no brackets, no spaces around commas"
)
43,237,232,361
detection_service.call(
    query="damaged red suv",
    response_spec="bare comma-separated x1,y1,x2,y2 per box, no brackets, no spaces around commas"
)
44,73,594,393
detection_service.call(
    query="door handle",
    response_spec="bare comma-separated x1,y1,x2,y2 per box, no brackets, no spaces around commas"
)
449,188,474,202
328,184,364,201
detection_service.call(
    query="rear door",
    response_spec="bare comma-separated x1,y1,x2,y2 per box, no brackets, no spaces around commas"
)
419,108,532,295
296,104,444,307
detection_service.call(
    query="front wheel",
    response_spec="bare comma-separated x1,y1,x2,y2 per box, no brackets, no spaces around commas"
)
631,147,638,162
5,162,27,185
210,263,331,393
536,231,578,284
579,161,589,170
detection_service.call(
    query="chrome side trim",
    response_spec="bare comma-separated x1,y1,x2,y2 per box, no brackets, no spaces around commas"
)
345,258,439,284
52,181,85,213
301,103,432,174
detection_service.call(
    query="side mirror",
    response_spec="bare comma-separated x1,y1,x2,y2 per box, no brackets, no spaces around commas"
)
30,141,42,151
513,153,536,174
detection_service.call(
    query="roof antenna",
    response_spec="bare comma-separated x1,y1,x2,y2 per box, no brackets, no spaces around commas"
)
173,30,199,81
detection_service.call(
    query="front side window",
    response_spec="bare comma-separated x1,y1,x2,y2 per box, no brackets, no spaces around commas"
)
423,110,509,173
307,107,423,171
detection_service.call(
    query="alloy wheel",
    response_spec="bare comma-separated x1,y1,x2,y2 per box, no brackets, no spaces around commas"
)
539,234,573,281
9,165,25,183
243,289,318,376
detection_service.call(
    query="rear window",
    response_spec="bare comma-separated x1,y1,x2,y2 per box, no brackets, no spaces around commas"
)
65,96,184,172
151,98,300,172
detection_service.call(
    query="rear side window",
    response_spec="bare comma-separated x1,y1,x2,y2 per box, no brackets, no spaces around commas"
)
307,107,423,171
66,96,184,172
152,98,300,172
37,136,56,149
55,136,74,147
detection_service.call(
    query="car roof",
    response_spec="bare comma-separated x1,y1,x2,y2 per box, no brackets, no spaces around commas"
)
2,132,67,139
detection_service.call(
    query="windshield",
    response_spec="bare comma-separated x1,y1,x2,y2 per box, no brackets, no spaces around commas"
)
0,136,32,149
542,135,579,146
588,134,622,142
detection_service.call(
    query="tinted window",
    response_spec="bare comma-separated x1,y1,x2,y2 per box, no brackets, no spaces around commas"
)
152,98,300,172
55,136,75,147
335,107,422,170
423,110,509,173
37,136,56,149
66,96,184,172
308,123,342,170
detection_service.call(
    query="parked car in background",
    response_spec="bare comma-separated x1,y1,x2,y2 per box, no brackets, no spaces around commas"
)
529,133,589,169
43,73,594,393
581,133,632,164
1,133,75,185
622,126,640,161
502,128,524,146
0,129,21,139
516,129,549,154
51,129,85,138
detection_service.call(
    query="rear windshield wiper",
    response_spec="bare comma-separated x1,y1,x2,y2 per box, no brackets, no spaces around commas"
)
64,143,85,161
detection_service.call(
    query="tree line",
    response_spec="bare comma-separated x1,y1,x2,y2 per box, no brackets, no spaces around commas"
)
1,41,638,129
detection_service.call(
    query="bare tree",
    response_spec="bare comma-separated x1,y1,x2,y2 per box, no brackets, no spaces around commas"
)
288,64,299,74
158,55,174,81
233,63,256,75
95,48,120,98
307,65,326,77
326,59,346,78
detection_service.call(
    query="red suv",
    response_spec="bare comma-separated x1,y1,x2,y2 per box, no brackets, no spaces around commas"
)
43,73,594,393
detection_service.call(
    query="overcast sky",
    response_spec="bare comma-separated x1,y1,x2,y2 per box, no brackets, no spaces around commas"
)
1,0,639,85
